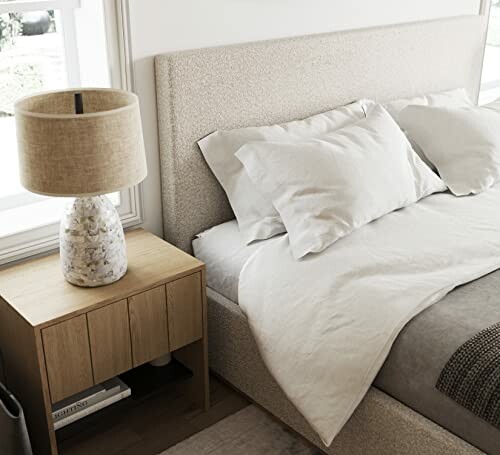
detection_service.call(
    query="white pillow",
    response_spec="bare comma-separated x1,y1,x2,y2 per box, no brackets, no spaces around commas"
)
400,98,500,196
381,88,473,170
383,88,472,124
198,100,369,244
236,105,446,259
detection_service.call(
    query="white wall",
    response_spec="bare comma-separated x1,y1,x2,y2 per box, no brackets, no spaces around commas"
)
127,0,481,237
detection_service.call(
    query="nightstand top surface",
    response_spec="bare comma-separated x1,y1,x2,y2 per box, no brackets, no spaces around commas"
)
0,229,204,328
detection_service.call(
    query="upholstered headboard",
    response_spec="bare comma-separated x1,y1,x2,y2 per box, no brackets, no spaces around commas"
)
155,15,488,252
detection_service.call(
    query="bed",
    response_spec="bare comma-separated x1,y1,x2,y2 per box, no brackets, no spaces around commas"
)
154,11,495,454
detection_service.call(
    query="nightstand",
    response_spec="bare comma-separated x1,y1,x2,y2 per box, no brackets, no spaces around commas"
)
0,229,209,455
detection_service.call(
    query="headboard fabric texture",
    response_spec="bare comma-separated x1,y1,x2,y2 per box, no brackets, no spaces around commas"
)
155,15,487,253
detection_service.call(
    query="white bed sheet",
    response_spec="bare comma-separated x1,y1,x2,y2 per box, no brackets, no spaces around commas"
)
192,220,272,302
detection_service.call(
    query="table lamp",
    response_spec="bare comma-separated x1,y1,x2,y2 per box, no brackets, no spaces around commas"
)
14,88,147,287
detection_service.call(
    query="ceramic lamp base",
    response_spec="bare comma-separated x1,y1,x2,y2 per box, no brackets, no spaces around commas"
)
60,196,127,287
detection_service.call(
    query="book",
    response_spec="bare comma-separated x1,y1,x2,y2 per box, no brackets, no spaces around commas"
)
52,378,120,422
52,378,131,430
52,384,107,421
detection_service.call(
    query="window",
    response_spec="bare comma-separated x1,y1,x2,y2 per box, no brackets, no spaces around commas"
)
0,0,142,264
480,1,500,104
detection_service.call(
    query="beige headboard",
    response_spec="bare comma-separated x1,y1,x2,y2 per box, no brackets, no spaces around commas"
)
155,15,488,252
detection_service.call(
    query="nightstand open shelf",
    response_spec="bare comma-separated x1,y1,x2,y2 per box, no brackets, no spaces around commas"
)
0,229,209,455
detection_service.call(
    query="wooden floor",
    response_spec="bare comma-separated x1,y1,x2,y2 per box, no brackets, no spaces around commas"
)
57,361,249,455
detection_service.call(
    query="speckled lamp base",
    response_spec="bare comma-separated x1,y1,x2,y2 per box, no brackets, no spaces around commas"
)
60,196,127,287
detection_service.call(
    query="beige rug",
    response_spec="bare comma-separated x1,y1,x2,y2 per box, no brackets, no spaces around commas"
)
160,405,322,454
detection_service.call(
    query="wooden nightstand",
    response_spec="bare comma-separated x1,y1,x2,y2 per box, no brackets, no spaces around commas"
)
0,229,209,455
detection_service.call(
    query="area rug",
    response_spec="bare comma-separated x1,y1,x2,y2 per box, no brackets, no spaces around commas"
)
159,405,321,454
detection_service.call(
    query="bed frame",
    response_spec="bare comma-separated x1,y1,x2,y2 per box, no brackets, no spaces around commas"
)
155,12,489,454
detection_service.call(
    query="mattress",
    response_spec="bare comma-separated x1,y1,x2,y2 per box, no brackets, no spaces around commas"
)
193,220,271,303
194,220,500,454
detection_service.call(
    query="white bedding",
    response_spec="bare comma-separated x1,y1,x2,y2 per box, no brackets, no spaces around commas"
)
238,185,500,446
192,220,270,302
236,105,445,258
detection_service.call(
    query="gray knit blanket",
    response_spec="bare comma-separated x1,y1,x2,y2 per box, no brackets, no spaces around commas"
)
436,322,500,428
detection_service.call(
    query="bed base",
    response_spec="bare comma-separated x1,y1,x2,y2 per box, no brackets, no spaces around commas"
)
207,289,482,454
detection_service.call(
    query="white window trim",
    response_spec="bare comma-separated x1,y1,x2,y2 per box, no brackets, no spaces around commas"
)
0,0,144,266
103,0,135,91
0,0,80,15
479,0,500,103
57,8,80,86
0,187,143,265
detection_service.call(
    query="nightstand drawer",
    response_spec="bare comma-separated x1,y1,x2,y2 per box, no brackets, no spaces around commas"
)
42,315,94,403
87,300,132,383
167,273,203,351
129,286,170,367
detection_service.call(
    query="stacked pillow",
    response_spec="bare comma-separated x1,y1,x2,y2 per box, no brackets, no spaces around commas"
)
198,100,370,244
400,98,500,196
382,88,472,124
236,105,445,258
199,89,500,258
381,88,472,170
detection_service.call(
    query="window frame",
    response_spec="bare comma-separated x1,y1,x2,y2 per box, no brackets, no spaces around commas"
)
0,0,144,265
479,0,500,103
0,0,79,14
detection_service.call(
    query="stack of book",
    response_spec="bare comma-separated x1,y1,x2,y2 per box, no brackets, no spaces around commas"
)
52,377,131,430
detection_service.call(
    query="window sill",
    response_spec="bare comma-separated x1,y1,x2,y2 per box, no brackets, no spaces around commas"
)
0,186,143,266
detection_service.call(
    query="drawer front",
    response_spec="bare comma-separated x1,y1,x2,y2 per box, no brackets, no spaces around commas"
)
42,315,94,403
87,299,132,383
167,273,203,351
129,286,169,367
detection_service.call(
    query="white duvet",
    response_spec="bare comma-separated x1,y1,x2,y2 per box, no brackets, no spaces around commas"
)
238,185,500,446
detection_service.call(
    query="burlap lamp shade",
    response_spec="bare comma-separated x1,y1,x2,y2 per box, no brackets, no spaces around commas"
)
14,88,147,287
15,88,147,196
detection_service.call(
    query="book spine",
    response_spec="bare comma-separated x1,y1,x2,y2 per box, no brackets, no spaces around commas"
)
53,399,91,421
54,389,131,430
53,386,120,422
53,390,104,418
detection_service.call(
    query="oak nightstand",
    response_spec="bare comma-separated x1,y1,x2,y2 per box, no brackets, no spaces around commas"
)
0,229,209,455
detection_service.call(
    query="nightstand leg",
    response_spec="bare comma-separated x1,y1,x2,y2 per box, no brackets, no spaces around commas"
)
174,338,210,411
173,269,209,411
0,300,57,454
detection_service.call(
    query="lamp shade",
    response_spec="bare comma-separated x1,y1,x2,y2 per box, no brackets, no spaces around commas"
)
14,88,147,197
